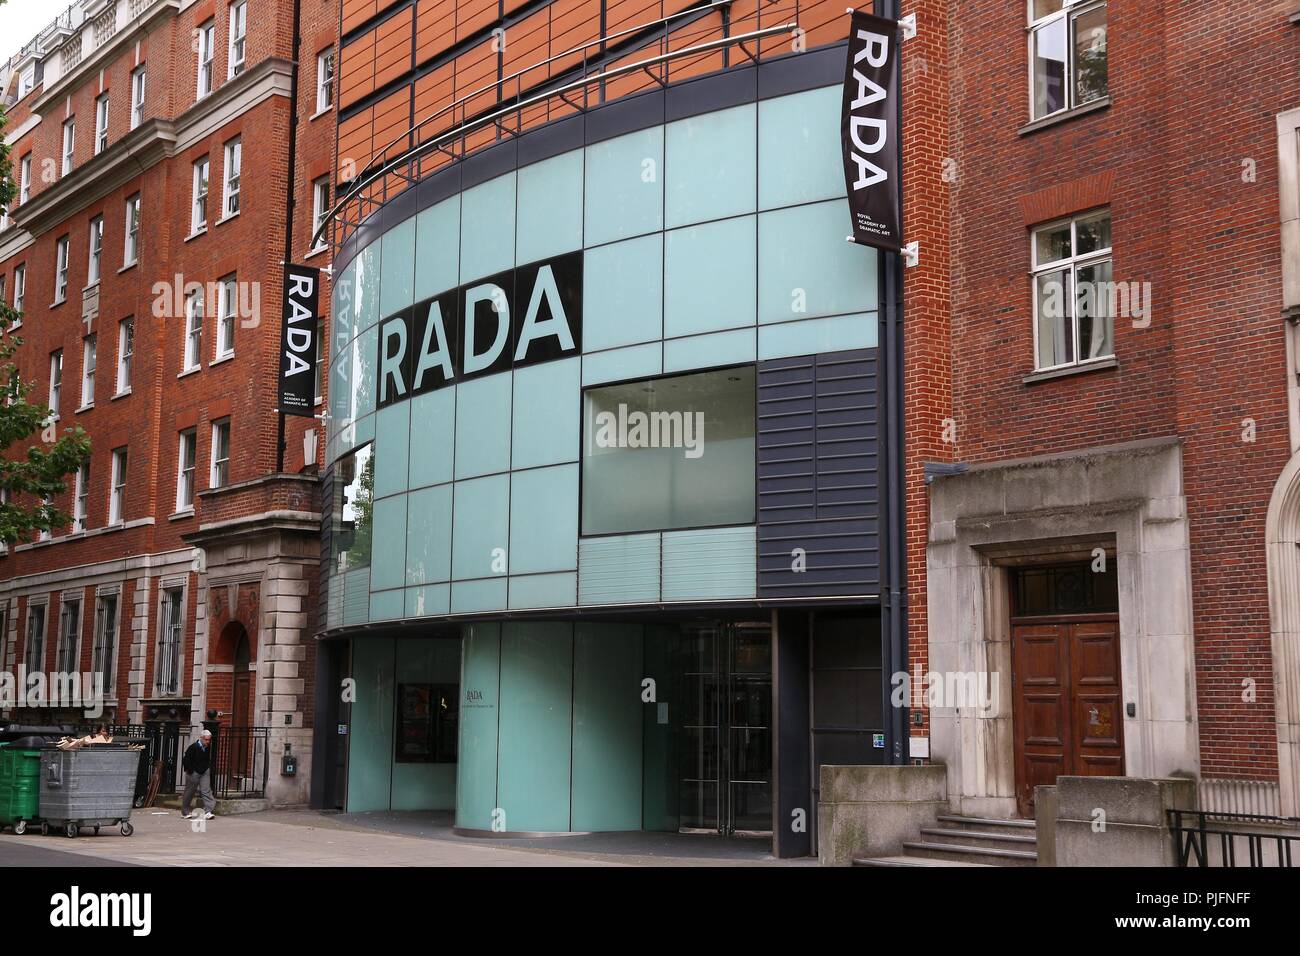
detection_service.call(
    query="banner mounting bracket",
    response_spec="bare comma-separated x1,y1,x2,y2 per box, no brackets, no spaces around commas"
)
902,241,919,268
844,8,915,40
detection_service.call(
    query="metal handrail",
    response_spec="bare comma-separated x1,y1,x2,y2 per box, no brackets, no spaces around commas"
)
358,0,738,186
314,19,798,252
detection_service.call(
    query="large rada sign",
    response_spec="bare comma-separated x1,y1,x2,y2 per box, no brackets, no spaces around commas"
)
377,250,583,408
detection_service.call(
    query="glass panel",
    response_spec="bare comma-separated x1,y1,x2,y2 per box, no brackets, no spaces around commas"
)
1075,258,1114,360
663,216,757,338
1032,0,1065,18
1032,18,1068,118
1035,220,1072,265
758,85,844,210
450,473,510,580
332,443,374,571
582,234,663,352
369,494,407,590
1013,562,1120,615
414,196,460,302
508,463,579,574
581,367,756,535
379,217,416,318
758,200,876,324
511,357,580,470
453,373,512,480
583,127,663,247
1072,5,1108,106
515,151,583,266
1035,268,1074,368
405,483,453,585
459,173,516,283
1075,211,1111,255
664,103,756,228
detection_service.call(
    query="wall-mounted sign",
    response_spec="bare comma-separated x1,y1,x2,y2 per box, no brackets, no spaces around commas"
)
841,10,902,252
279,263,321,417
377,250,583,408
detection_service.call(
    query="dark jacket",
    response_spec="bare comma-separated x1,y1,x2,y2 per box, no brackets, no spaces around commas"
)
183,739,212,775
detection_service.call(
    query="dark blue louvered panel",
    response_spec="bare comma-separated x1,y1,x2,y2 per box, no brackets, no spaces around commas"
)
756,349,879,598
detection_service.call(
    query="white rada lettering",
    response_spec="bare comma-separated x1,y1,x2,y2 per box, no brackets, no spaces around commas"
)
847,29,891,191
378,250,582,407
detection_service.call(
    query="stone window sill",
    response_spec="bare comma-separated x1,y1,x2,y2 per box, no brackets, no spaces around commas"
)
1019,97,1111,137
1023,355,1118,385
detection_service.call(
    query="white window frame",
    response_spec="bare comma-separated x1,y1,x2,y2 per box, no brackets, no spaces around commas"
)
228,1,247,78
196,20,215,98
176,428,197,511
19,154,30,204
80,333,96,407
312,177,330,251
12,263,24,320
61,118,75,176
124,194,141,266
314,319,324,403
56,596,82,673
37,496,52,542
1027,0,1108,122
54,235,69,303
49,349,62,417
116,317,134,394
92,591,120,692
222,137,241,218
87,215,103,286
210,417,230,488
316,48,334,113
73,461,90,532
216,274,237,358
184,288,204,372
25,602,47,671
1031,209,1115,372
131,66,146,129
191,157,209,233
95,93,109,154
109,447,127,525
155,585,186,696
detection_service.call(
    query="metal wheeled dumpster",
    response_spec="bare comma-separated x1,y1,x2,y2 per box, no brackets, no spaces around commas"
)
0,743,42,835
37,745,141,838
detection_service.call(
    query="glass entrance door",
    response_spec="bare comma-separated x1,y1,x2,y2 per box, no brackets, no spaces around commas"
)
679,622,772,835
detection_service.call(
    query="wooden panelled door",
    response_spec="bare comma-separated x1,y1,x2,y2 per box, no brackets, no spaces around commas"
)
1011,617,1124,817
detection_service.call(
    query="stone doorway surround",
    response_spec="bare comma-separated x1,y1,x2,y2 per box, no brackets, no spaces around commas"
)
926,437,1199,819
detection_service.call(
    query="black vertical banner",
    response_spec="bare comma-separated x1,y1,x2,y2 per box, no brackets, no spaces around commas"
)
841,10,902,251
279,263,320,417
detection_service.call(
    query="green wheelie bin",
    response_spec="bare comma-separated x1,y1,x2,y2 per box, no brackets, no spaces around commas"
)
0,742,42,835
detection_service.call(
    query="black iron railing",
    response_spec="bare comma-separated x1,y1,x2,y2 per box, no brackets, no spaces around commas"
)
1169,809,1300,867
210,726,269,799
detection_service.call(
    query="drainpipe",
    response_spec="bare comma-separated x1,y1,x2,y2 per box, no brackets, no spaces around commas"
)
276,0,304,474
874,0,908,765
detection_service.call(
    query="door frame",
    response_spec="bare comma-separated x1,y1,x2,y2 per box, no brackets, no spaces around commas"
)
1010,611,1124,817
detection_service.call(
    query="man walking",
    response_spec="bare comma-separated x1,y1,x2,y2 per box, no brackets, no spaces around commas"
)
181,729,216,820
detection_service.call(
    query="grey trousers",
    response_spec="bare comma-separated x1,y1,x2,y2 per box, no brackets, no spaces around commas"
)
182,771,215,815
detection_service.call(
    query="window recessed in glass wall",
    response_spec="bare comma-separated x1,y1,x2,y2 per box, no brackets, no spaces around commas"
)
333,442,375,572
581,366,755,535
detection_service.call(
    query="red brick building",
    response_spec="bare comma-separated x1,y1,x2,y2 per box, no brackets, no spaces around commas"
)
0,0,337,805
913,0,1300,820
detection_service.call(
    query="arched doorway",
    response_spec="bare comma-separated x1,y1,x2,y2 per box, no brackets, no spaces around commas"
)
1265,453,1300,815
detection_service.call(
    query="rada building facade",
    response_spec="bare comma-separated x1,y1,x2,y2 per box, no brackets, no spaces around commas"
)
313,2,898,856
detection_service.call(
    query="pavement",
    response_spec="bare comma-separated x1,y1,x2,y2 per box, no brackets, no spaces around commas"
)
0,807,812,867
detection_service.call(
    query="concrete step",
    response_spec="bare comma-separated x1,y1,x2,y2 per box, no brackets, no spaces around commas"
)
936,814,1036,834
902,840,1038,867
919,826,1037,851
153,793,268,816
853,854,994,867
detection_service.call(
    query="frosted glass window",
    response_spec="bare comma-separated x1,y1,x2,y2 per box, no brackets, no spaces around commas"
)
663,216,757,338
516,151,583,265
415,196,460,301
758,200,876,323
509,464,579,573
370,495,408,590
380,217,416,317
374,402,410,498
452,474,510,579
406,483,453,585
512,357,580,469
460,173,516,283
581,367,755,535
354,242,381,334
758,86,844,210
665,103,756,228
582,234,662,352
332,260,356,357
407,386,457,489
584,127,663,246
454,373,512,479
